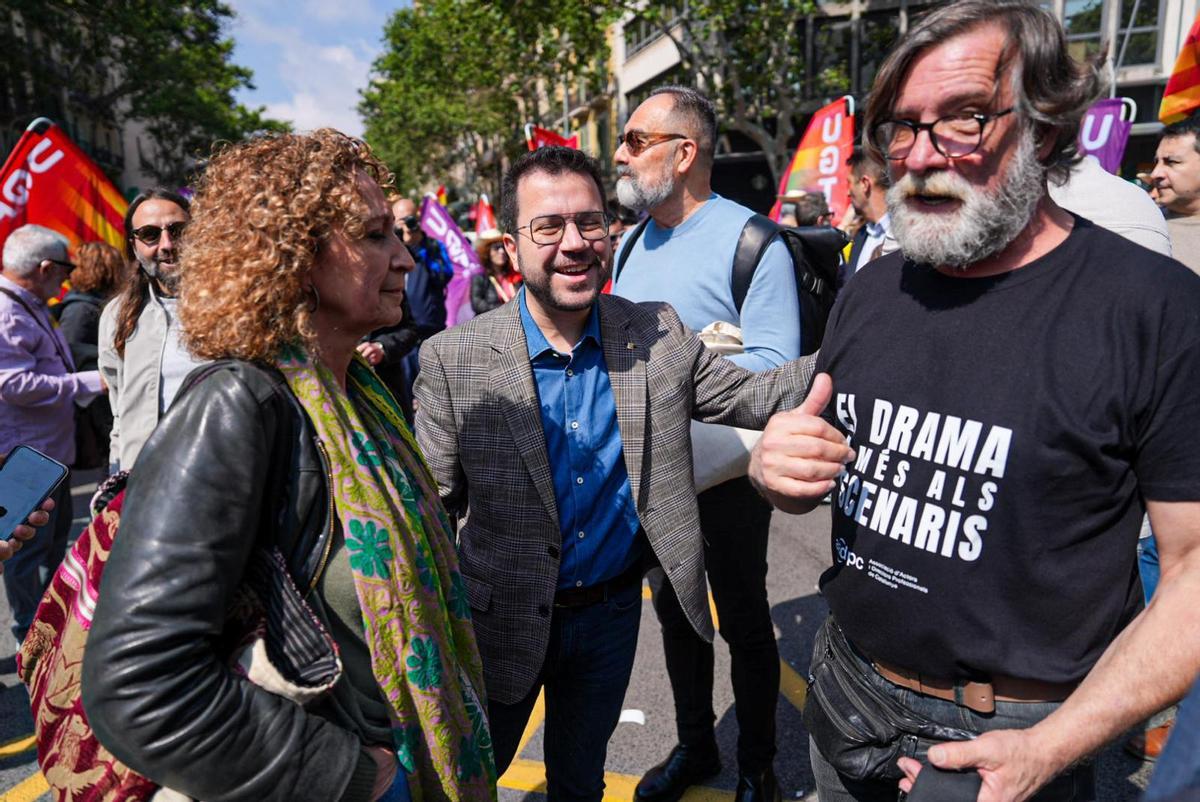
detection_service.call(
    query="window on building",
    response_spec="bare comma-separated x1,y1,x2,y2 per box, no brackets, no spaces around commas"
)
624,2,686,59
624,65,685,115
1114,0,1162,67
1064,0,1104,61
859,11,901,96
812,16,852,98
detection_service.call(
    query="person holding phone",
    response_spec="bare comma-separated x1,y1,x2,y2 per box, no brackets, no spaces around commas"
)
81,130,495,802
0,491,54,574
0,224,105,647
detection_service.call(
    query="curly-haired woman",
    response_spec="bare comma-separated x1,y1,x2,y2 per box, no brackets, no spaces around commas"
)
81,130,496,802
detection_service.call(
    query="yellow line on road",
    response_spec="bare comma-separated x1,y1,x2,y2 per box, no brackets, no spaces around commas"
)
500,757,733,801
0,771,48,802
779,658,808,712
0,735,34,759
513,689,546,756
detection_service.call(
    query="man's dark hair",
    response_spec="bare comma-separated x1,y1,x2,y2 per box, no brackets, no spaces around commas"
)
863,0,1104,184
792,193,831,226
847,147,890,188
500,146,608,233
113,188,191,356
123,188,191,260
1162,111,1200,154
648,84,718,168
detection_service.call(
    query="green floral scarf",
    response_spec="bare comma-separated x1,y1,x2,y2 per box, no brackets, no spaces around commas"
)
278,348,496,802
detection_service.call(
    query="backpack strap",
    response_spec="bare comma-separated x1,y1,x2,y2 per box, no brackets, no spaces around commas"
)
612,216,651,286
731,214,781,313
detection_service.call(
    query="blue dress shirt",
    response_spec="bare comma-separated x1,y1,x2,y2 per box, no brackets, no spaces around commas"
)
517,289,642,591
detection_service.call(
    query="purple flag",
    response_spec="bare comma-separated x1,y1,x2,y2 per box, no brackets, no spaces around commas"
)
419,194,482,327
1078,98,1133,175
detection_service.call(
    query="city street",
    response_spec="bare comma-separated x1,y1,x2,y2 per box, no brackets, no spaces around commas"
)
1,470,1155,801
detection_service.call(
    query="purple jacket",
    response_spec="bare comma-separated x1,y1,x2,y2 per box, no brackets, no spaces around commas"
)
0,274,102,463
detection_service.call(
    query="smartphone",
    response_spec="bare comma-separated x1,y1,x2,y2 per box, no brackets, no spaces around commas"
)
0,445,68,539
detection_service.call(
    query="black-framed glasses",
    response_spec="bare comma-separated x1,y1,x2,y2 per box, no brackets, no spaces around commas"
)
44,259,75,273
515,212,609,245
130,222,186,245
870,108,1015,160
617,130,687,157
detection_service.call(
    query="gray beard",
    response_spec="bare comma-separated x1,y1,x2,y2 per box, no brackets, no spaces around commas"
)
615,166,676,214
887,129,1046,269
136,252,180,295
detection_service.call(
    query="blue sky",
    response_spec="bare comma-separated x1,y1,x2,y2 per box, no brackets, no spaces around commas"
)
226,0,409,137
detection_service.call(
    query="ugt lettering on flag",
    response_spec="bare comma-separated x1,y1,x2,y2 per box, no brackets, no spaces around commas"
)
419,194,482,328
769,97,855,226
0,117,127,250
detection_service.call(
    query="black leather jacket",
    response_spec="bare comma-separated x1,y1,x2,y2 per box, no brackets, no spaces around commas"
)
81,360,362,801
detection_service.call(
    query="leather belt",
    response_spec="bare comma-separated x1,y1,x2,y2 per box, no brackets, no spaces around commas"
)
553,561,644,608
871,658,1077,715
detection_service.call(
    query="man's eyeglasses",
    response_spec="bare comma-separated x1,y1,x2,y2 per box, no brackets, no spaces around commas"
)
617,130,687,157
44,259,74,273
515,212,610,245
130,222,186,245
869,108,1015,160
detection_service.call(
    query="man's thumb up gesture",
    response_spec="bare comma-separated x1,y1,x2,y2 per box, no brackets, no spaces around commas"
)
749,373,855,514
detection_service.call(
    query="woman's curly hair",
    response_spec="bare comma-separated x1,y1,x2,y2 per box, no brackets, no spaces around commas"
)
71,241,127,297
179,129,393,363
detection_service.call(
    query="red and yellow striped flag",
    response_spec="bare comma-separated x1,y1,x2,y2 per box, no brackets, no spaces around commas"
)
1160,12,1200,124
0,117,128,251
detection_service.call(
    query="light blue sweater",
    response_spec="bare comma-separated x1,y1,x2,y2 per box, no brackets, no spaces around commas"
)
612,194,801,371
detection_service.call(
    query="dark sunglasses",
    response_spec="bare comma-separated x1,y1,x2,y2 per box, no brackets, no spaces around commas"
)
617,130,687,157
45,259,75,273
130,222,186,245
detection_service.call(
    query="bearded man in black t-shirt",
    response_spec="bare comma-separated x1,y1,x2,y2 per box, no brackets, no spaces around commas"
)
750,3,1200,802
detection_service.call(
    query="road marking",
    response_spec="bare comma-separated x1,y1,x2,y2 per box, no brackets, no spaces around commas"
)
501,757,733,801
779,659,808,712
0,772,48,802
0,735,35,759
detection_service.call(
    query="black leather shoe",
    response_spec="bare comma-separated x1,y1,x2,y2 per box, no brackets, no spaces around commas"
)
635,742,722,802
734,768,781,802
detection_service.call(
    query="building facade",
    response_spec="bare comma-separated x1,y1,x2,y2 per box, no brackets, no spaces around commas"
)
567,0,1197,213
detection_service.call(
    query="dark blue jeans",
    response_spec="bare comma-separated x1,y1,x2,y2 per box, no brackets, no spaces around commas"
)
489,580,643,802
809,618,1096,802
1144,675,1200,801
4,479,72,645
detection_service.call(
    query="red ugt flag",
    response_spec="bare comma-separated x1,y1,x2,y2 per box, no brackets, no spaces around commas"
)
1161,12,1200,124
769,97,855,226
0,118,128,251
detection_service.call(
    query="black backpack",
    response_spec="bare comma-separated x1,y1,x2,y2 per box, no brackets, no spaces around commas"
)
614,214,846,356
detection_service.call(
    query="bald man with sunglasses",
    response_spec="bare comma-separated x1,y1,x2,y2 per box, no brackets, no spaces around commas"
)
99,189,207,472
612,85,801,802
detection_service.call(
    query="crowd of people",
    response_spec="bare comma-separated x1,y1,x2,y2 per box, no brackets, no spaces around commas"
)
2,1,1199,801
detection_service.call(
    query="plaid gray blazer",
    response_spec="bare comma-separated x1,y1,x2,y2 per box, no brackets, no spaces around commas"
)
414,293,815,704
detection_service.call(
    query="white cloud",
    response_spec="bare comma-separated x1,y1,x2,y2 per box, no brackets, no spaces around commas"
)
227,1,382,137
300,0,378,24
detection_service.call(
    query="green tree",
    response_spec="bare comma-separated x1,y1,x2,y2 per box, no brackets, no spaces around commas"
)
0,0,286,186
620,0,818,187
359,0,616,197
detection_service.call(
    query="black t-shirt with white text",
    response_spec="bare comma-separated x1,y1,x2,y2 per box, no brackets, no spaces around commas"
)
816,216,1200,684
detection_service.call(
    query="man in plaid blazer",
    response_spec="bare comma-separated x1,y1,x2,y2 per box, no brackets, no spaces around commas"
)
414,146,818,801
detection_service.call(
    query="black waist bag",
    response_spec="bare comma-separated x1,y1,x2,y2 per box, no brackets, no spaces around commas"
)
802,619,975,780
